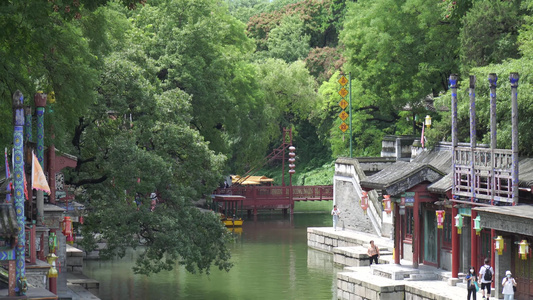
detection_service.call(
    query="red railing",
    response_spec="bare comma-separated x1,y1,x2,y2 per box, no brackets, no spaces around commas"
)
214,185,333,210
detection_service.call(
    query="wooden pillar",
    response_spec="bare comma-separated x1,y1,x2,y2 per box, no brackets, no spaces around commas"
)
452,205,460,278
413,194,420,269
394,201,401,264
469,76,476,199
488,74,497,205
471,209,478,271
510,73,519,205
491,228,496,290
48,144,56,204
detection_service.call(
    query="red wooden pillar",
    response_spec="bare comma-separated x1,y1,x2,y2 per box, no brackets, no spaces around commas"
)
413,194,420,268
394,201,401,264
471,209,478,271
491,228,495,290
452,205,459,278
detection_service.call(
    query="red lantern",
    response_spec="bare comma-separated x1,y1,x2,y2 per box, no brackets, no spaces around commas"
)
383,195,392,214
361,191,369,214
61,216,74,244
436,210,445,229
61,216,72,236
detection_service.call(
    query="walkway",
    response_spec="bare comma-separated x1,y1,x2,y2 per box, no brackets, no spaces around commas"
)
308,227,478,300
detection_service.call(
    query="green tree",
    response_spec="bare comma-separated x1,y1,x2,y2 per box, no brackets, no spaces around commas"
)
266,15,311,62
459,0,522,73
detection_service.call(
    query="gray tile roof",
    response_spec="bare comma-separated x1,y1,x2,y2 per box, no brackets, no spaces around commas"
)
360,148,452,194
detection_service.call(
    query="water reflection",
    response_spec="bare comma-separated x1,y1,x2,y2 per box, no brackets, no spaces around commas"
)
84,213,340,300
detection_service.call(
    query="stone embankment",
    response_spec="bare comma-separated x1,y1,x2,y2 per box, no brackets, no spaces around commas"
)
308,227,470,300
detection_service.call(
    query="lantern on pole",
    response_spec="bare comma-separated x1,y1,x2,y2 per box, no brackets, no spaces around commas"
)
455,214,464,234
436,210,445,229
425,115,432,128
473,215,482,235
48,232,57,254
361,191,369,214
288,146,295,214
495,235,504,255
46,253,58,278
383,195,392,214
61,216,74,244
519,240,529,260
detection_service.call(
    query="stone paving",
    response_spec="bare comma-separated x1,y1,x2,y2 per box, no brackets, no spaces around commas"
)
309,227,496,300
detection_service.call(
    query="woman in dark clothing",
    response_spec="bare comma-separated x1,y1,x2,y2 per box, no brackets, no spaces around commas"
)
466,266,478,300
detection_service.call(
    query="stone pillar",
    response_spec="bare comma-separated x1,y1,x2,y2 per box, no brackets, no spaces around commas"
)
495,235,512,297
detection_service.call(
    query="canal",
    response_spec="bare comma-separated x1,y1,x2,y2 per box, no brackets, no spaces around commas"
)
84,213,340,300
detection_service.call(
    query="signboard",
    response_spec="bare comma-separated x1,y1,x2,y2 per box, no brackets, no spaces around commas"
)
338,75,348,86
339,111,349,121
339,122,348,133
338,88,348,98
339,99,348,110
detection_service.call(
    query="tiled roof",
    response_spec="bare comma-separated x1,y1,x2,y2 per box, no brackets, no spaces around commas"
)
360,148,452,193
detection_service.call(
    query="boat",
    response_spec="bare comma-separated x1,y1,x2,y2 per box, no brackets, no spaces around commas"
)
222,217,243,227
212,194,246,228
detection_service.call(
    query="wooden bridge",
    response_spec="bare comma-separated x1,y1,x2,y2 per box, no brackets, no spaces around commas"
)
214,185,333,215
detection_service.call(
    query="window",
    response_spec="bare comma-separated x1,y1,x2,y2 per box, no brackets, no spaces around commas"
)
404,207,414,240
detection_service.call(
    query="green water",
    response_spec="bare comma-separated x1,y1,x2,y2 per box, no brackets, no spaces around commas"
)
84,213,339,300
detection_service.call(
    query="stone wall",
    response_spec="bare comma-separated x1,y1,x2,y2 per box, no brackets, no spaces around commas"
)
334,158,377,235
337,272,405,300
308,228,362,253
66,244,84,273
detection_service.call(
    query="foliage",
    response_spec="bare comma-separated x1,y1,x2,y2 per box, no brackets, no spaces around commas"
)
459,0,522,73
247,0,338,51
305,47,345,84
265,14,311,63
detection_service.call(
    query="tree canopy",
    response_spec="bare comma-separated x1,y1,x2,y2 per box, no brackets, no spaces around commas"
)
5,0,533,276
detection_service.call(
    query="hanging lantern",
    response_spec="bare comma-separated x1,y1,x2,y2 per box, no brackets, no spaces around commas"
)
46,253,58,278
455,214,464,234
383,195,392,214
495,235,504,255
519,240,529,260
48,232,57,254
425,115,432,128
436,210,445,229
288,146,296,174
473,215,482,235
361,191,369,214
61,216,72,237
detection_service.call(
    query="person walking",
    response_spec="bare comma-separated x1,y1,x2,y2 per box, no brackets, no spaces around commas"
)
367,240,380,265
466,266,478,300
478,258,494,300
502,270,517,300
331,204,340,231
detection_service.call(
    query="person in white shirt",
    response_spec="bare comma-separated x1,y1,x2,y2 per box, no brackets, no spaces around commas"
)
478,258,494,300
331,205,340,231
501,270,517,300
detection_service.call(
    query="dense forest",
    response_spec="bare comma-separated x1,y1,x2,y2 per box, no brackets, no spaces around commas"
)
2,0,533,275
